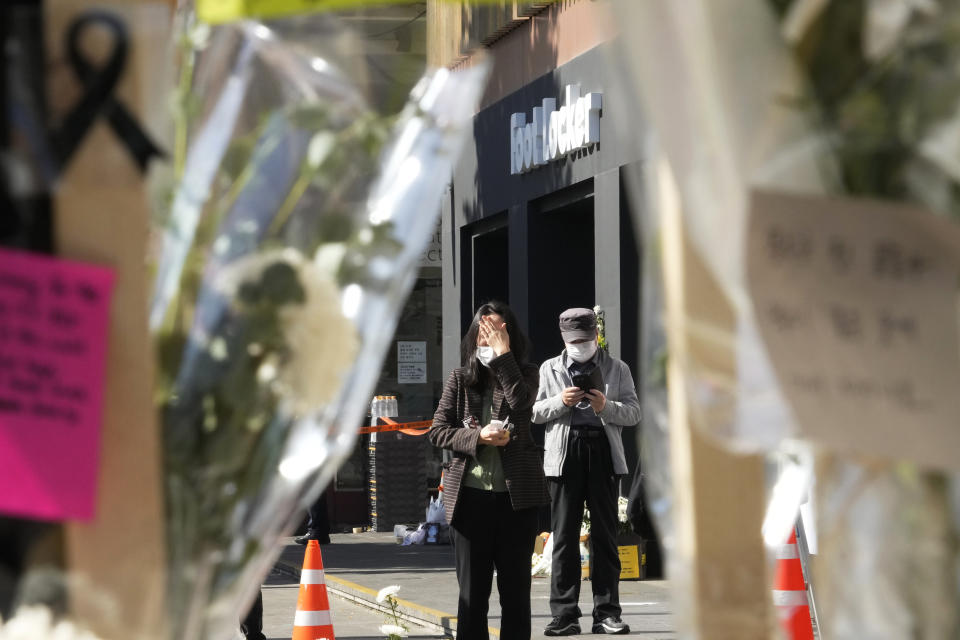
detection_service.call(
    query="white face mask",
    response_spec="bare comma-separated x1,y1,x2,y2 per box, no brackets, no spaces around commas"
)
565,341,597,363
476,345,496,367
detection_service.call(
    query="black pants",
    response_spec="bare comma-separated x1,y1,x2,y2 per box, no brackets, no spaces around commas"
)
307,491,331,540
450,487,539,640
549,432,621,622
240,590,265,640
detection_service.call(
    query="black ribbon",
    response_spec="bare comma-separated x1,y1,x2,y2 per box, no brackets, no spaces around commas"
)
51,11,166,173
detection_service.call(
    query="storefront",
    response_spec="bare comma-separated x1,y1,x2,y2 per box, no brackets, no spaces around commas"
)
326,3,647,531
440,43,645,471
326,229,447,528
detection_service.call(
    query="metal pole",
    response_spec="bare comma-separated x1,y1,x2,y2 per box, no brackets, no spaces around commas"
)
795,517,822,639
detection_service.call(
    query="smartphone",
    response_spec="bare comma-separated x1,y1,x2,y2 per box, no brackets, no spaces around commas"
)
572,367,603,393
462,415,481,430
501,417,518,440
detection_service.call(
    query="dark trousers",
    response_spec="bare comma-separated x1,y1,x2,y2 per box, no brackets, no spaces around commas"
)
548,432,621,622
240,590,265,640
307,491,330,539
450,487,539,640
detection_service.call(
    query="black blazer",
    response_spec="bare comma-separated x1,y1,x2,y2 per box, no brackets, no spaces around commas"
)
429,351,550,525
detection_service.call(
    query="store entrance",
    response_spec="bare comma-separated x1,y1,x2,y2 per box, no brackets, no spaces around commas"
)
461,216,509,336
472,225,509,311
528,184,596,366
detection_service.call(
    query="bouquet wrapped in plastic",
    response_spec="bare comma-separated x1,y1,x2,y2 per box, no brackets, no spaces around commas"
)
613,1,960,637
0,0,489,638
138,7,487,640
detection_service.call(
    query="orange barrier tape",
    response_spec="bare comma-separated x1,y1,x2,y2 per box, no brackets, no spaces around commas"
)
358,418,433,436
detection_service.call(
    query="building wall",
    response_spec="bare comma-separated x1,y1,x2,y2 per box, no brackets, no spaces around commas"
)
441,43,643,374
428,1,557,69
433,1,644,479
429,0,614,108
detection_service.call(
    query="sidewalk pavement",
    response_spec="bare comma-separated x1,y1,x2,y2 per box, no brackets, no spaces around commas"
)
276,532,676,639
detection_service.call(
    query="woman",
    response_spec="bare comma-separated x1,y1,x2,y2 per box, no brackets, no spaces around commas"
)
429,301,550,640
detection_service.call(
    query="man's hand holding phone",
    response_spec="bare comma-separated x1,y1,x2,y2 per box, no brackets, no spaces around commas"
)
561,386,586,407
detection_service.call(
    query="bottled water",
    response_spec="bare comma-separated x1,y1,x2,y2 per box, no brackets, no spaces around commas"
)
387,395,398,417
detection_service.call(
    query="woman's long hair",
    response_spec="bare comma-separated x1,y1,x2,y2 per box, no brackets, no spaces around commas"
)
460,300,531,390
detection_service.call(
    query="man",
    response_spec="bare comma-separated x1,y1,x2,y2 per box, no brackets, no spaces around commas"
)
295,491,331,545
533,308,640,636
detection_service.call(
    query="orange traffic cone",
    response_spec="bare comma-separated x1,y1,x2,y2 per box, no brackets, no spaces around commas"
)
772,529,814,640
292,540,335,640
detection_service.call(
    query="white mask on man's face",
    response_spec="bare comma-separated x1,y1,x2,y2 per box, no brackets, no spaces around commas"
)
565,340,597,363
476,345,496,367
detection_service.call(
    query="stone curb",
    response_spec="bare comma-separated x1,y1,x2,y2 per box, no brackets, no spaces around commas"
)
274,558,465,638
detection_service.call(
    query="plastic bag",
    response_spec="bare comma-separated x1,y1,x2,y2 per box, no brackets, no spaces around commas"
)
425,495,445,524
531,535,553,577
401,524,427,546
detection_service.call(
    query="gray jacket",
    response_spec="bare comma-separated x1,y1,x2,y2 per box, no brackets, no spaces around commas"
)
532,348,641,476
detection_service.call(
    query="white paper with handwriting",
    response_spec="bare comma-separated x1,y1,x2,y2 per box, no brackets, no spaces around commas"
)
748,190,960,470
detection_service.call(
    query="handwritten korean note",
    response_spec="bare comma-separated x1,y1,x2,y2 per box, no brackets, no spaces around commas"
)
748,191,960,470
0,248,114,520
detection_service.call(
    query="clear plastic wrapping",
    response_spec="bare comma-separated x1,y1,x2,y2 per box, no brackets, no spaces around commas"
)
1,4,488,639
148,12,488,639
814,456,958,639
612,0,960,637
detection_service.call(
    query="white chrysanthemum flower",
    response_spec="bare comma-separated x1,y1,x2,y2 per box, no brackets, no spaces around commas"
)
379,624,407,637
215,250,358,415
0,606,103,640
376,585,401,603
278,261,358,415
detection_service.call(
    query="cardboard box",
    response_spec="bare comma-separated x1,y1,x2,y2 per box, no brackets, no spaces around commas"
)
534,531,550,556
617,532,646,580
48,3,170,638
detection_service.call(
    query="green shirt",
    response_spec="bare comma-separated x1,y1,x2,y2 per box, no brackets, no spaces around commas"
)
463,387,507,492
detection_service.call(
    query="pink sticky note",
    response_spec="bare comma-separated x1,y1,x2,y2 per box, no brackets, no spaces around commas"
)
0,248,115,521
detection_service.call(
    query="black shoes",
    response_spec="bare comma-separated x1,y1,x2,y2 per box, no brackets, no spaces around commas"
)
592,617,630,634
544,616,581,636
546,614,630,635
294,531,331,545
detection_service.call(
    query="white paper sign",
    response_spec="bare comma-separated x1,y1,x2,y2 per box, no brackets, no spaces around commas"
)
398,341,427,384
398,341,427,363
748,190,960,471
398,362,427,384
